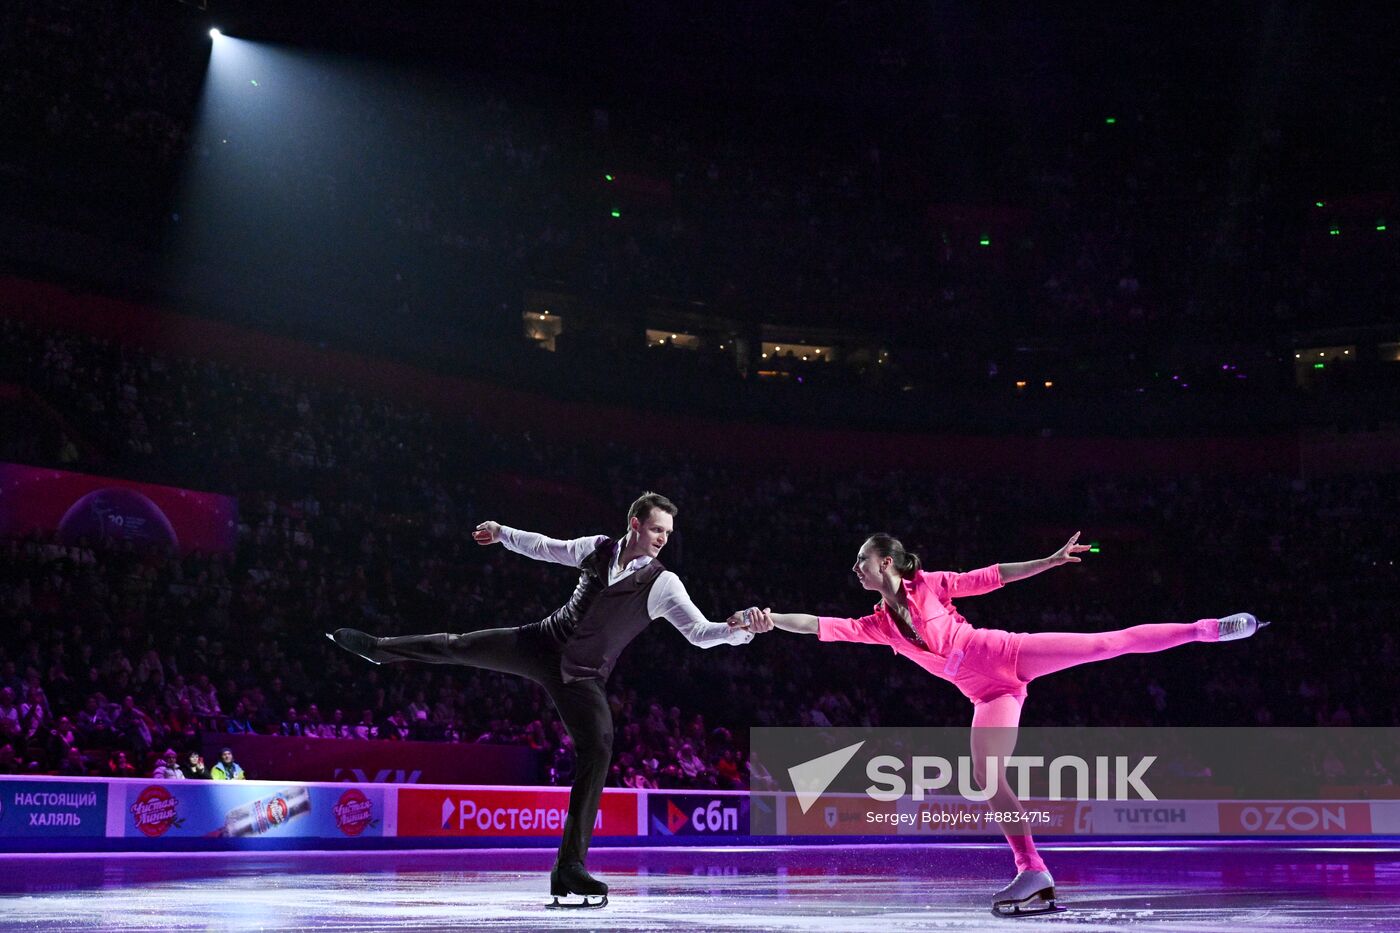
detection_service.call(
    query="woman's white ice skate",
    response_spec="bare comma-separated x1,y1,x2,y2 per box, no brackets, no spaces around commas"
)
992,869,1066,918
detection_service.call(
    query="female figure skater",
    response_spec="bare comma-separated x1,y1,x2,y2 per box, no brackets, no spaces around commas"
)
740,531,1267,916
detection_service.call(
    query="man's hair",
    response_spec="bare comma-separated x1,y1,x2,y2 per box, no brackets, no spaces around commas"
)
628,491,678,525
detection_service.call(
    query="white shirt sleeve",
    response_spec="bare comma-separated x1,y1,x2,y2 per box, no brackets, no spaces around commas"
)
498,527,609,568
648,571,754,648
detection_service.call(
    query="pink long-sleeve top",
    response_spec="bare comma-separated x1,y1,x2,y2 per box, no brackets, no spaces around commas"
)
818,565,1027,703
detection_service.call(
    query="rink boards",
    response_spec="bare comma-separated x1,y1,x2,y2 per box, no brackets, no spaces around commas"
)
3,775,1399,851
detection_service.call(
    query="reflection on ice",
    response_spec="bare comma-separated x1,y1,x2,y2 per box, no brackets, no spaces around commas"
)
0,841,1396,931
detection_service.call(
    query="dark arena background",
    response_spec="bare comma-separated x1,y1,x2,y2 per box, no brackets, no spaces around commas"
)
2,1,1398,929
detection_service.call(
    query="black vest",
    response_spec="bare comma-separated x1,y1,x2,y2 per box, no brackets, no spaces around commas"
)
541,537,666,683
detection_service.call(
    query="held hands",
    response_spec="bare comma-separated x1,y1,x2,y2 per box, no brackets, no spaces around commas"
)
472,521,502,546
1050,531,1092,566
726,607,774,633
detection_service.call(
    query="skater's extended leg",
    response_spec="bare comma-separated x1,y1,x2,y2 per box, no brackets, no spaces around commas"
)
970,694,1045,874
1015,621,1214,682
328,626,549,680
1015,612,1269,683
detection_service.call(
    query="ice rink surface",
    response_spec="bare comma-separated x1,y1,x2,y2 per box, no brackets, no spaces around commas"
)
3,840,1397,931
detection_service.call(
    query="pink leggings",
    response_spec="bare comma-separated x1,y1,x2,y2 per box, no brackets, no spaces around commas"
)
971,619,1217,873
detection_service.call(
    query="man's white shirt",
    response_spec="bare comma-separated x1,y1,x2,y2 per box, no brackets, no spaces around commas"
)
497,526,753,647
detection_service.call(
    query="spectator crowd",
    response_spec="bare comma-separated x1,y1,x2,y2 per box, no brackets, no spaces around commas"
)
2,316,1396,791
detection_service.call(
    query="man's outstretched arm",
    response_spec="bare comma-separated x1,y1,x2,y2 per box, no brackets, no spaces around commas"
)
650,572,755,648
474,520,608,568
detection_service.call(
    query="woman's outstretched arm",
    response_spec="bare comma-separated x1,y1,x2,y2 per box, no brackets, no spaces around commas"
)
769,612,819,635
725,609,819,635
998,531,1091,584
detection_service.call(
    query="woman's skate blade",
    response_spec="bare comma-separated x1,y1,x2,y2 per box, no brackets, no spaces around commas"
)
992,870,1067,918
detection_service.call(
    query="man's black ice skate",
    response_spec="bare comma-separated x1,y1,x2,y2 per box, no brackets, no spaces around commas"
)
1213,612,1271,642
325,628,387,665
547,862,608,909
992,870,1066,918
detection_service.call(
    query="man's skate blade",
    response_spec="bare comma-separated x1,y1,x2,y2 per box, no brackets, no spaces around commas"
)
992,903,1068,918
546,894,608,910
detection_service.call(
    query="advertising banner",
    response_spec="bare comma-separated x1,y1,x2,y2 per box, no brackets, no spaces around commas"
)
397,786,639,839
1078,800,1220,835
118,781,386,840
0,463,237,554
4,775,1396,852
646,793,749,837
1218,802,1373,836
781,793,900,836
0,780,107,838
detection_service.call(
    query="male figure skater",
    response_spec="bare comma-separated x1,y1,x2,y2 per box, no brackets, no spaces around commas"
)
327,492,757,908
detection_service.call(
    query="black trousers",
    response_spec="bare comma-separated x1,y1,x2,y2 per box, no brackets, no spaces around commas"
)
373,625,611,867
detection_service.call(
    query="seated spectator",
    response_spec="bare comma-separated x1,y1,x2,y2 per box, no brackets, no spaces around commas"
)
189,675,220,718
56,746,89,777
163,675,190,711
714,747,742,789
316,709,348,740
0,688,20,743
46,715,79,762
302,704,326,738
351,709,378,740
151,748,185,780
210,747,246,780
224,701,256,735
622,767,655,789
182,750,209,779
381,710,410,741
676,742,708,781
167,698,200,745
76,695,116,745
115,695,157,757
280,707,307,737
107,750,138,778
